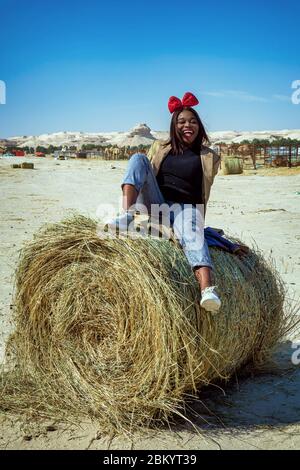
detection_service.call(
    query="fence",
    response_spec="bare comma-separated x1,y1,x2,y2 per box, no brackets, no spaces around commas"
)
52,148,145,160
217,144,300,168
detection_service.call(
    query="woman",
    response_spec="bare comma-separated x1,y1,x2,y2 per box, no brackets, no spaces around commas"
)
105,92,222,312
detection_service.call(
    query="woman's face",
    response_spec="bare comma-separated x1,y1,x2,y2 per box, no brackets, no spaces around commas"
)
176,109,199,146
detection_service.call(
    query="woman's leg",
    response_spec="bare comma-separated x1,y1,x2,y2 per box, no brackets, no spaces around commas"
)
170,203,213,273
169,203,221,311
122,184,138,211
193,266,213,291
105,153,165,231
121,153,165,214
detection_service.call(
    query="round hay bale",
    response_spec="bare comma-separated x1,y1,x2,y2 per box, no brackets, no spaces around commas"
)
223,157,243,175
0,215,295,435
21,162,34,169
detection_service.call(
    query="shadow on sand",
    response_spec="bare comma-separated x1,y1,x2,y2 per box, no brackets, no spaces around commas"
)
173,341,300,435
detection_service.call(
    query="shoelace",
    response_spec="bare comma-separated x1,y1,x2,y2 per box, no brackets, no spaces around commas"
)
201,285,218,295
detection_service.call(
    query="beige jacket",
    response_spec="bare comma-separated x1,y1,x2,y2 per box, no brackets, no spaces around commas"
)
146,140,221,217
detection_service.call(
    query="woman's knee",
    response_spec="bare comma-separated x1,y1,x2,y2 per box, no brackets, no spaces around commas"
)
129,152,149,165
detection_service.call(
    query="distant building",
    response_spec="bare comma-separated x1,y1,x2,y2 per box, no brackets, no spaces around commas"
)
53,149,77,159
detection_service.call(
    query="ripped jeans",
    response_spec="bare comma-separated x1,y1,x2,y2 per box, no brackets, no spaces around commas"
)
121,153,213,270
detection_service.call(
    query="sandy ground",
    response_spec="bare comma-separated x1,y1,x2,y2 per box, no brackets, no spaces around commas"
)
0,156,300,450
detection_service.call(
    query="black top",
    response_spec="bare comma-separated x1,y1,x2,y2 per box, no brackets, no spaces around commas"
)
156,148,203,205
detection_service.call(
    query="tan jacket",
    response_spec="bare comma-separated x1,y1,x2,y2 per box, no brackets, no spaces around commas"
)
146,140,221,217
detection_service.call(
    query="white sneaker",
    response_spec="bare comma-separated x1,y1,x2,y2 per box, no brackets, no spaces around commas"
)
104,210,135,232
200,285,221,312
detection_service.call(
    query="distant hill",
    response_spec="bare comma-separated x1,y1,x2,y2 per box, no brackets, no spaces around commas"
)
3,124,300,149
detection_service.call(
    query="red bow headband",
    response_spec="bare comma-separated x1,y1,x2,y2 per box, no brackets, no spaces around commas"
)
168,92,199,114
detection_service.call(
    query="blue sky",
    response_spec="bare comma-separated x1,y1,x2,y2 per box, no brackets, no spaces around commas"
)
0,0,299,136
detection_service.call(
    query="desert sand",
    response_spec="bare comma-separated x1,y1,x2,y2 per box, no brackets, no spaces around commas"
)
0,156,299,450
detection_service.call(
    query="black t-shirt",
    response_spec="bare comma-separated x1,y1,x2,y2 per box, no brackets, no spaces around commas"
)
156,148,203,205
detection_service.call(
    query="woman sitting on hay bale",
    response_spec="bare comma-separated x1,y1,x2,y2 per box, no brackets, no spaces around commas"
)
105,92,248,312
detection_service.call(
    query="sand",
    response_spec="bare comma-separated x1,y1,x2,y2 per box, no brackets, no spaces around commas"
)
0,156,299,450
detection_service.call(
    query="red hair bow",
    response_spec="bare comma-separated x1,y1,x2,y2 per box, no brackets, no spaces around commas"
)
168,92,199,114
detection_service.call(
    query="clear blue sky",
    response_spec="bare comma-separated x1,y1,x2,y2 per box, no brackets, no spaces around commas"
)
1,0,299,137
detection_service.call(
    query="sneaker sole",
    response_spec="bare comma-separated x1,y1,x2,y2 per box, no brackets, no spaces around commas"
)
200,299,221,312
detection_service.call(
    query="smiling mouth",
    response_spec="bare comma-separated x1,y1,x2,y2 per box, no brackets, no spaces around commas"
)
182,131,194,137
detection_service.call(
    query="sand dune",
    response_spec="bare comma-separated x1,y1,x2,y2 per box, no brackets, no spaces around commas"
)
4,125,300,149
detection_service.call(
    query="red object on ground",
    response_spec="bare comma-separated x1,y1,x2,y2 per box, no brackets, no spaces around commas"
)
35,152,45,157
13,150,25,156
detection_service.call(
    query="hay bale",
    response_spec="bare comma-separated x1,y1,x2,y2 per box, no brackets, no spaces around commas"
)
21,162,34,169
0,215,296,435
11,164,21,169
223,157,243,175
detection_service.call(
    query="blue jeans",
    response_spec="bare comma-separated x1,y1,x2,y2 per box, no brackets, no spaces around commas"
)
121,153,213,270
